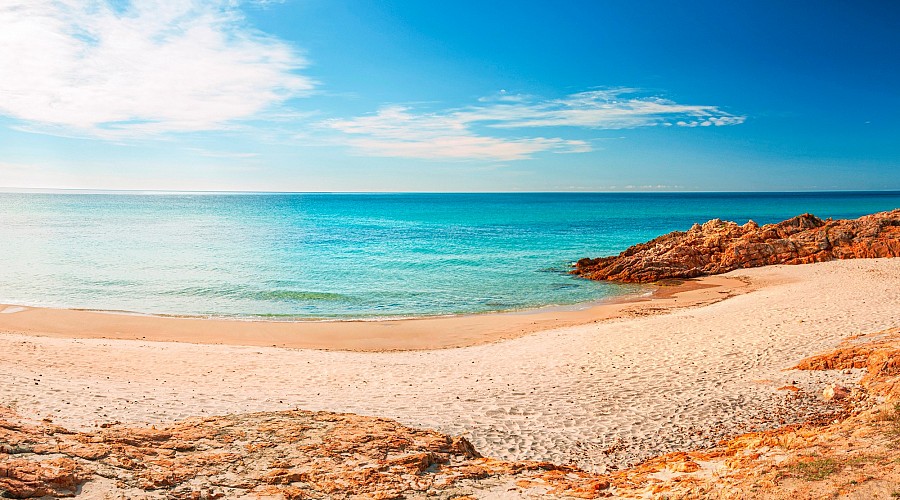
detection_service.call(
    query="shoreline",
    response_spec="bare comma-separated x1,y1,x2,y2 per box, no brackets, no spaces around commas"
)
0,274,748,351
2,258,897,477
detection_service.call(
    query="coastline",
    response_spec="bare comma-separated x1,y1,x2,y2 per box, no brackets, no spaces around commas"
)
0,274,748,351
4,258,898,473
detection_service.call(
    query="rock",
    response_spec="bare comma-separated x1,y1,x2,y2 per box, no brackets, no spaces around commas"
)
0,408,602,498
0,458,85,498
451,436,481,459
795,329,900,398
822,384,850,401
573,209,900,283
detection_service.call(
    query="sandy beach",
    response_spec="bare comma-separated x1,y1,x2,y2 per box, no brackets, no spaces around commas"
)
1,258,898,473
0,275,738,351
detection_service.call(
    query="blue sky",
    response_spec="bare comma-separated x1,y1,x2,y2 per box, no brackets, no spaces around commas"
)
0,0,898,192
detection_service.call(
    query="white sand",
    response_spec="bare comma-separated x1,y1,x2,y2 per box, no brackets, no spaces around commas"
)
2,259,898,472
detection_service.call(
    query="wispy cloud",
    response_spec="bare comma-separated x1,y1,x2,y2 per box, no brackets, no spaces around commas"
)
675,116,746,127
325,89,745,161
184,147,260,159
0,0,313,138
325,106,589,161
470,89,746,129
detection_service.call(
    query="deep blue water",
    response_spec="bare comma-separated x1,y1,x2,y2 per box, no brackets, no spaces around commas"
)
0,191,897,319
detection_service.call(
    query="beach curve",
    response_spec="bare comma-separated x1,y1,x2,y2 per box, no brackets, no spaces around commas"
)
0,274,746,352
2,258,897,477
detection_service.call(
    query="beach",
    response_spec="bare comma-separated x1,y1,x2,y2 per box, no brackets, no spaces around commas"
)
0,275,736,351
2,258,897,474
3,0,898,495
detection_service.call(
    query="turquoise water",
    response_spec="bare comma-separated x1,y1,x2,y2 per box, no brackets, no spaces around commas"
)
0,192,898,319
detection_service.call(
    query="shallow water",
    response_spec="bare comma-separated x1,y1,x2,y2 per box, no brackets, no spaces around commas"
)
0,191,897,319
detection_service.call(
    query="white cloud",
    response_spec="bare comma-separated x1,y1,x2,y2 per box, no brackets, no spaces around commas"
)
461,89,745,129
0,0,313,138
184,147,260,158
325,106,589,161
325,89,744,161
676,116,746,128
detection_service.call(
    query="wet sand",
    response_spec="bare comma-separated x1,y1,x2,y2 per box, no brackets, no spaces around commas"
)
0,274,745,351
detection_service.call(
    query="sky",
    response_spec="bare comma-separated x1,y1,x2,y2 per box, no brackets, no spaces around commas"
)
0,0,898,192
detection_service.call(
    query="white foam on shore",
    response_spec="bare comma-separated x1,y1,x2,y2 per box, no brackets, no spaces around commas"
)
0,306,26,314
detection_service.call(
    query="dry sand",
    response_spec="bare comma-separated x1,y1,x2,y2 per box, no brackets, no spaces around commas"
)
1,259,898,472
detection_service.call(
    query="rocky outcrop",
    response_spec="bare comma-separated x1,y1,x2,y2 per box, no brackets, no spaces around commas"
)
608,327,900,499
573,209,900,283
0,407,608,499
795,329,900,400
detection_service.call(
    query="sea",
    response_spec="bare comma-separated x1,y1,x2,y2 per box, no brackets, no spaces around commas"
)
1,191,898,320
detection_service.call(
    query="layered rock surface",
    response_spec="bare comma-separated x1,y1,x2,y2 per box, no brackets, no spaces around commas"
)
573,209,900,283
0,407,607,499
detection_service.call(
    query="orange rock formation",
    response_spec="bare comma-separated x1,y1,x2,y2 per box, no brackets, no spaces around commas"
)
573,209,900,283
0,407,607,498
602,327,900,498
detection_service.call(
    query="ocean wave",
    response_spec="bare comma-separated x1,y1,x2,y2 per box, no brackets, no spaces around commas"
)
256,290,349,301
168,286,350,302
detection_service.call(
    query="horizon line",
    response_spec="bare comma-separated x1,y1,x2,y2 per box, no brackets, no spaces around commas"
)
2,187,900,196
